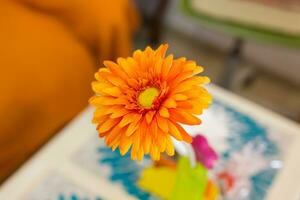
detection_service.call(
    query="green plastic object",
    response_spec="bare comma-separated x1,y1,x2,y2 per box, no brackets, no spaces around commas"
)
170,157,208,200
181,0,300,48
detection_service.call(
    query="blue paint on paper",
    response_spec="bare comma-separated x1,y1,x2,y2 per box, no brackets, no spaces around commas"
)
98,147,155,200
58,194,102,200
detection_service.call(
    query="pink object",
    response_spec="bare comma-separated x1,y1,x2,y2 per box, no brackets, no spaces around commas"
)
191,134,218,169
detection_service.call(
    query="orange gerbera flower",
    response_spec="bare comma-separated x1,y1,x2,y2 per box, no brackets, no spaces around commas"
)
89,44,212,161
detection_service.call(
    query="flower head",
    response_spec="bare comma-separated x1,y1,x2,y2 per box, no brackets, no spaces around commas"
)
90,44,212,160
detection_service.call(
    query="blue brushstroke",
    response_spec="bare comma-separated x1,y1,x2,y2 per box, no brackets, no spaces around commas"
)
57,193,102,200
212,100,278,158
98,147,156,200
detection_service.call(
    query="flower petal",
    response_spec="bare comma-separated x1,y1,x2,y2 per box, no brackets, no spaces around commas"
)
173,76,210,94
169,109,201,125
104,60,129,81
173,123,193,143
161,55,173,79
102,87,122,97
155,44,168,58
163,98,177,108
105,125,122,146
118,57,137,77
125,119,140,136
159,107,170,118
119,134,132,155
176,101,193,109
157,116,169,133
145,111,155,124
98,118,120,133
167,120,183,140
99,71,127,87
91,81,113,94
110,108,130,118
89,96,116,106
172,94,188,101
118,113,135,127
137,148,145,161
166,136,175,156
157,129,167,152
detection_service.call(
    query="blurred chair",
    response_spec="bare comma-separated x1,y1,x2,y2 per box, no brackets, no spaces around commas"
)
135,0,170,45
0,0,139,182
181,0,300,88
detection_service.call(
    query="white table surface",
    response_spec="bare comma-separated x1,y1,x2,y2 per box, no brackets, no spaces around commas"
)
0,85,299,200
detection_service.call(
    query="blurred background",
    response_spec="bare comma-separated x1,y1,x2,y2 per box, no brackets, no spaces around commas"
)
0,0,299,185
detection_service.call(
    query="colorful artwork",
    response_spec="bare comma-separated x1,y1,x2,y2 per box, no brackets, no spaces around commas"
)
72,98,290,200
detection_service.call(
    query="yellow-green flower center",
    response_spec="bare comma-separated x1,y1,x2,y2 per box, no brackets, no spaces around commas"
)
138,87,159,109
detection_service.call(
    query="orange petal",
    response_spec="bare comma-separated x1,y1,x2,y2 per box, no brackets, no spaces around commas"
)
98,118,120,133
182,86,208,99
153,57,163,75
150,118,158,139
145,111,155,124
118,113,136,127
163,98,177,108
166,136,175,156
110,133,122,150
98,130,109,138
102,87,122,97
89,96,116,106
157,116,169,133
166,57,186,81
155,44,168,58
118,57,137,77
93,115,109,124
143,130,151,154
157,129,167,152
132,128,141,148
187,99,211,115
169,109,201,125
131,132,141,160
145,46,154,55
99,71,127,87
113,97,129,105
93,107,111,117
137,148,145,161
91,81,113,94
176,101,193,109
127,78,139,89
193,66,204,75
110,108,130,118
173,123,193,143
125,119,140,136
161,55,173,79
106,126,122,146
159,107,170,118
112,140,120,151
119,134,133,155
103,60,129,81
140,119,151,154
182,60,197,72
130,148,137,160
172,94,188,101
173,76,210,94
150,144,160,160
167,120,183,140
